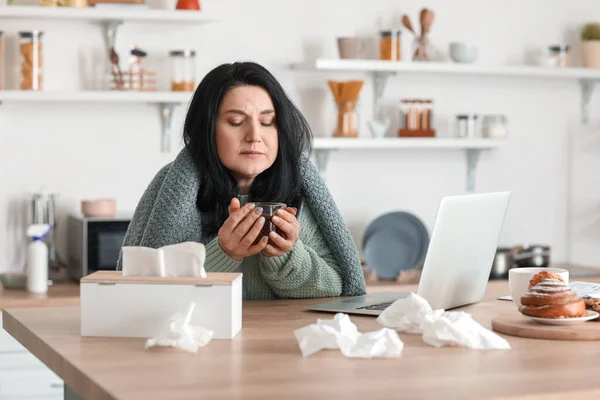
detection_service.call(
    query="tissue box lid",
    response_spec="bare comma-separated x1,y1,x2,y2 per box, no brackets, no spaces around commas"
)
81,271,242,286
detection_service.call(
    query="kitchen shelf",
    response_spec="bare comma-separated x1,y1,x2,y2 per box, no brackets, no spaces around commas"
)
0,90,191,103
0,90,193,151
0,5,216,23
312,137,505,150
293,59,600,123
311,137,507,193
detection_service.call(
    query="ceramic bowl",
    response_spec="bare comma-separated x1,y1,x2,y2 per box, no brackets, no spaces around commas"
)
81,198,117,218
449,42,479,64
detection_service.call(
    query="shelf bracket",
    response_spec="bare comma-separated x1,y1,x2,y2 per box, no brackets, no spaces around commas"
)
313,149,332,178
466,149,482,193
580,79,596,124
372,72,394,117
159,103,176,153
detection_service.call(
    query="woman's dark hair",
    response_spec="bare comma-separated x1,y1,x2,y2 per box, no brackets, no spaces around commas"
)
183,61,313,237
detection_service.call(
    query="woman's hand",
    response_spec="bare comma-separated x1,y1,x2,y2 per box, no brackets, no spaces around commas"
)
262,208,300,257
218,199,268,261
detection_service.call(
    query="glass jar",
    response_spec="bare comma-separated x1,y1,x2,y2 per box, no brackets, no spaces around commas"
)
456,114,480,138
379,30,401,61
548,45,570,68
169,49,196,92
19,31,44,91
334,101,359,137
482,115,508,139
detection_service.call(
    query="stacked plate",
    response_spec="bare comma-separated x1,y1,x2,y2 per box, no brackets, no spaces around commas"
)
362,212,430,280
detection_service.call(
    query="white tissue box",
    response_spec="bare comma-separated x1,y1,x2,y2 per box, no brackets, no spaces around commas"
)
80,271,242,339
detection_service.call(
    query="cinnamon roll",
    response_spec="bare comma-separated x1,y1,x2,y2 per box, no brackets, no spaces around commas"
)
519,278,586,319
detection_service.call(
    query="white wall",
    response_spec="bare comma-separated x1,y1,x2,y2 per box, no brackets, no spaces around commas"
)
1,0,599,272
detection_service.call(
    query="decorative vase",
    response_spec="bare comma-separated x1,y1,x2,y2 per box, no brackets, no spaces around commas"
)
176,0,200,10
581,40,600,68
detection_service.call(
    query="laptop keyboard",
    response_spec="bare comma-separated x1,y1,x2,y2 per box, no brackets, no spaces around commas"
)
356,300,395,311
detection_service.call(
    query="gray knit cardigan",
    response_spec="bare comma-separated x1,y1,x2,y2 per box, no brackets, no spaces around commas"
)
116,148,367,297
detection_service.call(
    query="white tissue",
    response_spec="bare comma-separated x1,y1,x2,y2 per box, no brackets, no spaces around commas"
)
377,293,511,350
122,242,207,277
145,302,213,353
294,313,404,359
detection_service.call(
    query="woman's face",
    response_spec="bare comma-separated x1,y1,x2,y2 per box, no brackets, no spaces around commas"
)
216,85,278,185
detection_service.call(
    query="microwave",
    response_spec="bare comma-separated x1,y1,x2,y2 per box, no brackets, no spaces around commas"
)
67,214,131,280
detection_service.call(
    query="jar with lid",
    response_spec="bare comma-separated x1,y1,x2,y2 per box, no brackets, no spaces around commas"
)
19,31,44,91
482,115,508,139
547,45,570,68
169,50,196,92
455,114,479,138
379,30,401,61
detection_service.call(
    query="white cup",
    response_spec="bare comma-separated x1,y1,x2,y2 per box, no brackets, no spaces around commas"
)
508,267,569,308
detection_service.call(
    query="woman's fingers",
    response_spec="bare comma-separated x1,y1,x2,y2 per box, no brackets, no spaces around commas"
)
231,206,263,242
267,231,292,252
221,203,255,233
271,212,296,239
249,235,269,254
228,198,241,214
240,215,266,247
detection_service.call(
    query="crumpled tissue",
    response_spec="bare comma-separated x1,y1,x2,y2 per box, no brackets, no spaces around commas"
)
122,241,207,277
376,293,510,350
145,302,214,353
294,313,404,358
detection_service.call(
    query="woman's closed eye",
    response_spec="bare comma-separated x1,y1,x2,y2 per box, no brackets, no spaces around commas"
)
228,120,244,127
260,119,275,127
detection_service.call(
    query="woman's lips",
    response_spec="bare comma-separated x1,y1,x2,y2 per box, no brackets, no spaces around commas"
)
240,151,264,159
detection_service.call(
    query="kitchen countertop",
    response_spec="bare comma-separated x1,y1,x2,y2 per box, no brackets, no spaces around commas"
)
0,281,80,310
4,276,600,400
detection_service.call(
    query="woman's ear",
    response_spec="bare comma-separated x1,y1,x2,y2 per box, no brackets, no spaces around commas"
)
228,198,241,214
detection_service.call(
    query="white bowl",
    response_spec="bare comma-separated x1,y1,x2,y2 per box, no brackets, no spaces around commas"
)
449,42,479,64
508,267,569,308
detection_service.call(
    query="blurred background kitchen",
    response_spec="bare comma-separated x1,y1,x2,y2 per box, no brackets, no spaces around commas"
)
0,0,599,291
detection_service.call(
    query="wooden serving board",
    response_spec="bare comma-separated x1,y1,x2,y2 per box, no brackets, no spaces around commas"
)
492,314,600,341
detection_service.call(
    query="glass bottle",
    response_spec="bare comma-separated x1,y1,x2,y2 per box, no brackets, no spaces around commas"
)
335,101,359,137
19,31,44,91
169,50,197,92
379,30,401,61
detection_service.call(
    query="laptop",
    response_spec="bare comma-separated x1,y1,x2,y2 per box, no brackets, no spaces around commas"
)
306,191,512,316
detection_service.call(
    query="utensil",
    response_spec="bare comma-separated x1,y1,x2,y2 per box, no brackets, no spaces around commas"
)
401,15,414,33
513,244,551,267
489,246,517,280
327,80,364,137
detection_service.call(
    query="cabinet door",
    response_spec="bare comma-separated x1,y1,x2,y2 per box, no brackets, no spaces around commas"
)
0,369,64,398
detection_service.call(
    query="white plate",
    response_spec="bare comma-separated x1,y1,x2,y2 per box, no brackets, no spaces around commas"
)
529,310,600,326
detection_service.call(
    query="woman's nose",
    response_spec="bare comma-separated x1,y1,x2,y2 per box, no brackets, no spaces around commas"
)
245,121,261,142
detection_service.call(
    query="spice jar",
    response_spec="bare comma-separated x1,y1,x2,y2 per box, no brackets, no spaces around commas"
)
379,30,401,61
456,114,480,138
0,31,3,91
19,31,44,91
548,45,570,68
169,49,196,92
482,115,508,138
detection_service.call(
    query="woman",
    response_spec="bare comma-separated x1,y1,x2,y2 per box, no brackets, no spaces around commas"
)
118,61,366,300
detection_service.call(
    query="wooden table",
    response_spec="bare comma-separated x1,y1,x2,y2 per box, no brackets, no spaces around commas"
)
4,276,600,400
0,281,79,310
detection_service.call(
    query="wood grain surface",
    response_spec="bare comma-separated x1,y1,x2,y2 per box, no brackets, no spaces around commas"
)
5,278,600,400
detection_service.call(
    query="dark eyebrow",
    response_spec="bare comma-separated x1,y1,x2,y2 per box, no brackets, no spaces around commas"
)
223,109,275,116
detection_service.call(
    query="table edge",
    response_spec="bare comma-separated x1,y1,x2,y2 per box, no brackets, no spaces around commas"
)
2,308,117,400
